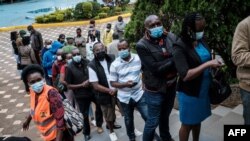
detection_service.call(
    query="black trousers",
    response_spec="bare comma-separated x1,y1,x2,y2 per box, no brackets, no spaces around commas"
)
77,98,91,135
91,95,103,127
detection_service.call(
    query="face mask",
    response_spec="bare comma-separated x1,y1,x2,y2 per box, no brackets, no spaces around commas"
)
67,59,72,64
31,80,45,93
196,31,204,40
149,26,163,38
57,55,62,61
119,49,130,59
96,51,106,61
73,55,81,63
46,45,52,49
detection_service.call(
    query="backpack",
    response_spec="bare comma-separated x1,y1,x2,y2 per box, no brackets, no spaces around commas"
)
62,96,84,136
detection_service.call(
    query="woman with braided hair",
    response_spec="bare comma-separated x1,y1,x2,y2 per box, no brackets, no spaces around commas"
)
173,13,223,141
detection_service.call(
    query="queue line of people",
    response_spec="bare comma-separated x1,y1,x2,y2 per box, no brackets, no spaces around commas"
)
8,12,248,141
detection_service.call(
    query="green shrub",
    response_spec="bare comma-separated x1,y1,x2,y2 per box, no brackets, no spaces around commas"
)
74,2,85,19
126,0,250,82
101,6,110,13
115,12,122,15
94,16,100,20
64,8,73,20
56,14,64,22
91,1,101,17
82,2,93,19
35,15,44,23
98,13,108,19
48,14,57,22
115,7,122,12
43,17,49,23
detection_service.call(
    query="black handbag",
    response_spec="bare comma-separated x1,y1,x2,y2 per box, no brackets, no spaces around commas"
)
209,68,232,105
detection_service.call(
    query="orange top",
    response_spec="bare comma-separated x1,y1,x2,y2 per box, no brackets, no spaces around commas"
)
30,85,57,141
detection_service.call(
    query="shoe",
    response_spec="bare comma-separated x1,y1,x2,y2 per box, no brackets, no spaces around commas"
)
97,127,104,134
134,128,142,136
109,132,118,141
84,135,91,141
106,124,122,129
91,119,96,126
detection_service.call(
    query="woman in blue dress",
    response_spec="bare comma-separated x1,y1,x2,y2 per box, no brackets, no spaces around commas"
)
173,13,223,141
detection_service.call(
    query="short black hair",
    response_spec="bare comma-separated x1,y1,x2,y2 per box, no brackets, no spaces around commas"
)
21,64,44,84
76,28,81,32
119,39,129,47
22,36,30,46
112,32,119,40
90,19,95,25
107,23,112,28
93,42,104,51
118,16,123,21
61,52,68,60
27,25,34,31
59,34,65,39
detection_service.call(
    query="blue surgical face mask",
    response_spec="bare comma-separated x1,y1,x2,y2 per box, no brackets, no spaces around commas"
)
149,26,163,38
119,49,130,59
31,80,45,93
73,55,81,63
196,31,204,40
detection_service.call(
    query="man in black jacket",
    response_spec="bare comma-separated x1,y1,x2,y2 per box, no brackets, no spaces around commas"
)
65,48,92,140
88,42,121,141
136,15,177,141
27,25,43,65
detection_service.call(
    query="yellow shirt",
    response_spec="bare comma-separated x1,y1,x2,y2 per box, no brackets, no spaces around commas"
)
103,29,114,47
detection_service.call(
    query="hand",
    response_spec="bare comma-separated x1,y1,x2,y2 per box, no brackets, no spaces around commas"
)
82,80,89,88
22,119,31,131
109,89,117,96
126,80,134,88
207,59,222,68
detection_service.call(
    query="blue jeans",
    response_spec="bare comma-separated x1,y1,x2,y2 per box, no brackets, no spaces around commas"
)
143,86,176,141
120,95,148,140
240,88,250,125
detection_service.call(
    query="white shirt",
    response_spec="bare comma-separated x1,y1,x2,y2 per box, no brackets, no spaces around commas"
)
88,59,113,89
109,54,143,104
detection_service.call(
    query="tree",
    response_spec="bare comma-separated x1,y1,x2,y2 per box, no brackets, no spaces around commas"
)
125,0,250,82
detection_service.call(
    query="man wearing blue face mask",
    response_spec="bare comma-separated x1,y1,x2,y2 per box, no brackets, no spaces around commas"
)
109,39,148,141
65,48,93,140
136,15,178,141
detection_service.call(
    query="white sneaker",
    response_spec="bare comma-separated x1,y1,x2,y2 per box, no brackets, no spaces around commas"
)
91,119,96,126
109,132,118,141
134,128,142,136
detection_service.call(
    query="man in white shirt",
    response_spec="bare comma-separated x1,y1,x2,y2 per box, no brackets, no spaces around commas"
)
88,42,121,141
109,40,147,141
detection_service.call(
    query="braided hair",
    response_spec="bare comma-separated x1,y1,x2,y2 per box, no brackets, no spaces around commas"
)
180,12,204,48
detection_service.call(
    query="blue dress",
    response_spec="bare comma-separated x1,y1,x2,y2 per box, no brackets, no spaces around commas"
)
178,43,212,125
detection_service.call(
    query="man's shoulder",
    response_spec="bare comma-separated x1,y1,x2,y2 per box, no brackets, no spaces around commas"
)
238,16,250,29
136,38,147,47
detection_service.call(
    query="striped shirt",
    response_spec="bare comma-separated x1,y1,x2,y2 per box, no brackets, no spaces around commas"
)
109,53,143,104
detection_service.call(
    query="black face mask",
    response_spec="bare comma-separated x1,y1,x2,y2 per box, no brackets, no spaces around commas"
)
96,51,106,61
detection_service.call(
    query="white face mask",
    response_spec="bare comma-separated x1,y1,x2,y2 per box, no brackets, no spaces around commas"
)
196,31,204,40
46,45,52,49
57,55,62,61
